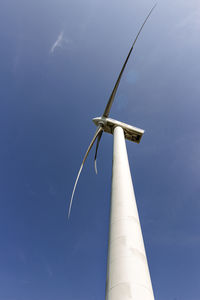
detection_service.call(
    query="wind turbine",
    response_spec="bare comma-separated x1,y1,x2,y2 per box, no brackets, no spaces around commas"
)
69,4,156,300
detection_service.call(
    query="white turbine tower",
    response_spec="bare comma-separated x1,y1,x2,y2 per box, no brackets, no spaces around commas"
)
69,5,156,300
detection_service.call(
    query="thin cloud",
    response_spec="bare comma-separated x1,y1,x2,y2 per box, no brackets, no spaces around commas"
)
46,263,53,278
177,11,200,29
50,31,64,54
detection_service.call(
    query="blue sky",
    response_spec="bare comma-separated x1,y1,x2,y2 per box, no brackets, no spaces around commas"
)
1,0,200,299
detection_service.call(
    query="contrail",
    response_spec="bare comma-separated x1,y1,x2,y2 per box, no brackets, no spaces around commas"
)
50,31,64,54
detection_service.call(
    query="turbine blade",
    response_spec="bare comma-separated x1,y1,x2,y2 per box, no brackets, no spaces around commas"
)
68,126,103,219
94,130,103,174
103,3,157,118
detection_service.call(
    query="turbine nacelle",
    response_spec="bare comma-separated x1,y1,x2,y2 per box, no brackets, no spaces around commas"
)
93,117,144,144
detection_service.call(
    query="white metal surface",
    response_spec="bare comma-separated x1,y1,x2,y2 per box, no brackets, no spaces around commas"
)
92,117,144,143
105,126,154,300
